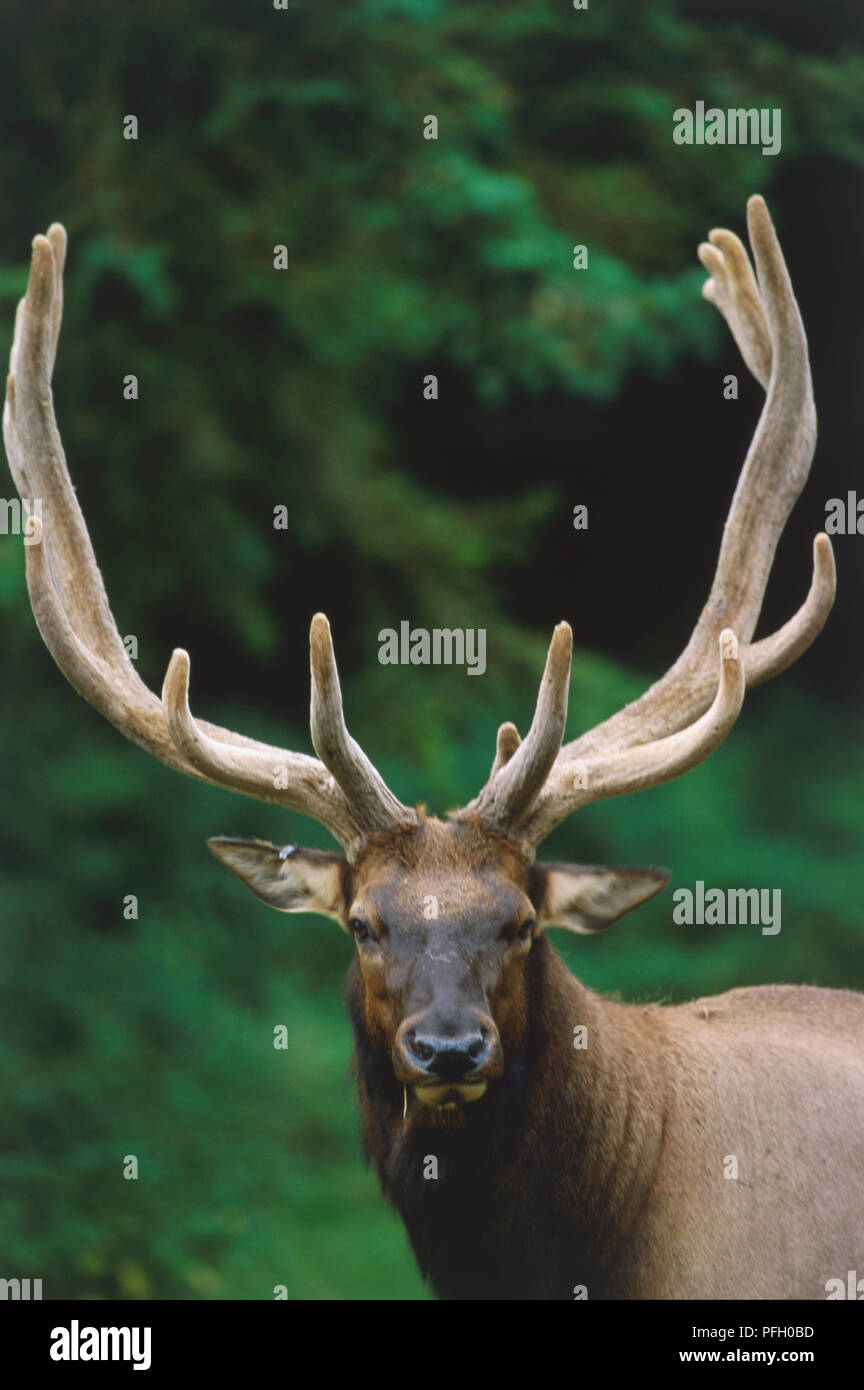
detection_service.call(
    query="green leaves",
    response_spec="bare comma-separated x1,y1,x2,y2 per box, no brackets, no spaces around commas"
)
1,0,862,1300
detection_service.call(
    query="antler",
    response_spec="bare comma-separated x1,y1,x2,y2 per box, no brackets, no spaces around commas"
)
3,223,415,858
462,196,835,849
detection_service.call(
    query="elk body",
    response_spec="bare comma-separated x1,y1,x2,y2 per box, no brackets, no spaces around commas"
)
5,198,863,1300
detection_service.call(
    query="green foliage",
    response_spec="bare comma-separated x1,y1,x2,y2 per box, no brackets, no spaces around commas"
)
0,0,862,1299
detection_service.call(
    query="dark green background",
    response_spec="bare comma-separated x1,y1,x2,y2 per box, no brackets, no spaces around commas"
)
1,0,862,1299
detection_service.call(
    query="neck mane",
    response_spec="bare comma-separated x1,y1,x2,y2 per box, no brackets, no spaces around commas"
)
345,937,673,1299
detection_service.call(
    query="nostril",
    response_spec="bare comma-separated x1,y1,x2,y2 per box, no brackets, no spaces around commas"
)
403,1025,495,1079
408,1032,435,1063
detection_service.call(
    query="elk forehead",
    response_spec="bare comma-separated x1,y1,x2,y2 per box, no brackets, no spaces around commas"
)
349,817,533,929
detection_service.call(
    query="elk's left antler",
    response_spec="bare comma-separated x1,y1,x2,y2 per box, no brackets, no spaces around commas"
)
461,196,835,849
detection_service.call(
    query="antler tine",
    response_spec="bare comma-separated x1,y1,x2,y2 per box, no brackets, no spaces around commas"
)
465,196,835,850
459,622,571,832
699,224,772,389
161,647,367,853
542,629,743,816
4,225,405,857
7,228,132,673
489,722,521,778
745,532,835,686
309,614,417,836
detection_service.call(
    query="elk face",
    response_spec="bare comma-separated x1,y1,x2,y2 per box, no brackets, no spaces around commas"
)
208,817,667,1117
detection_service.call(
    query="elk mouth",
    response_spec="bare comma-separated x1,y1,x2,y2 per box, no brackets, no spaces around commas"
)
412,1080,488,1107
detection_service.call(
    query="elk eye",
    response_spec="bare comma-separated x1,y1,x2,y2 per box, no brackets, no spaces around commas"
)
516,918,534,942
350,918,370,942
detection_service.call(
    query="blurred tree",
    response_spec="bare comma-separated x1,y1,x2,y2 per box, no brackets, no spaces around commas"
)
0,0,862,1299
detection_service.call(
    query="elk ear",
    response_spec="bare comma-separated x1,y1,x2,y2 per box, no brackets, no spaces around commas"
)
207,837,348,922
532,863,669,934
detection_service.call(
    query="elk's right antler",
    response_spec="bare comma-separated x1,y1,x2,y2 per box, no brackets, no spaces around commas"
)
3,224,416,858
462,196,835,849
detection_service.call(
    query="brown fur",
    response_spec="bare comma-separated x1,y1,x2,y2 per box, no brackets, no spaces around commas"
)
211,816,864,1298
338,819,864,1300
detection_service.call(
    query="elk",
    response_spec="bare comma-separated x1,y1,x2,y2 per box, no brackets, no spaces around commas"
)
5,197,863,1301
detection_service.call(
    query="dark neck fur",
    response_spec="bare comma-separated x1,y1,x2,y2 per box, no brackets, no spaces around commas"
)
345,938,672,1300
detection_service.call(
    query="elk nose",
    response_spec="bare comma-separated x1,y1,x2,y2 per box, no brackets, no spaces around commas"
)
404,1027,492,1081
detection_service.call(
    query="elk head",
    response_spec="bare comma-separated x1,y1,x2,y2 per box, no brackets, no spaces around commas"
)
209,812,668,1113
3,198,835,1125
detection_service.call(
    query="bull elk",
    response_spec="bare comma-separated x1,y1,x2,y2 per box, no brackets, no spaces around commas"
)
5,197,863,1301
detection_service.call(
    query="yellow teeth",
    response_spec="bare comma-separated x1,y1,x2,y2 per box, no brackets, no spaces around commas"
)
413,1080,488,1107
